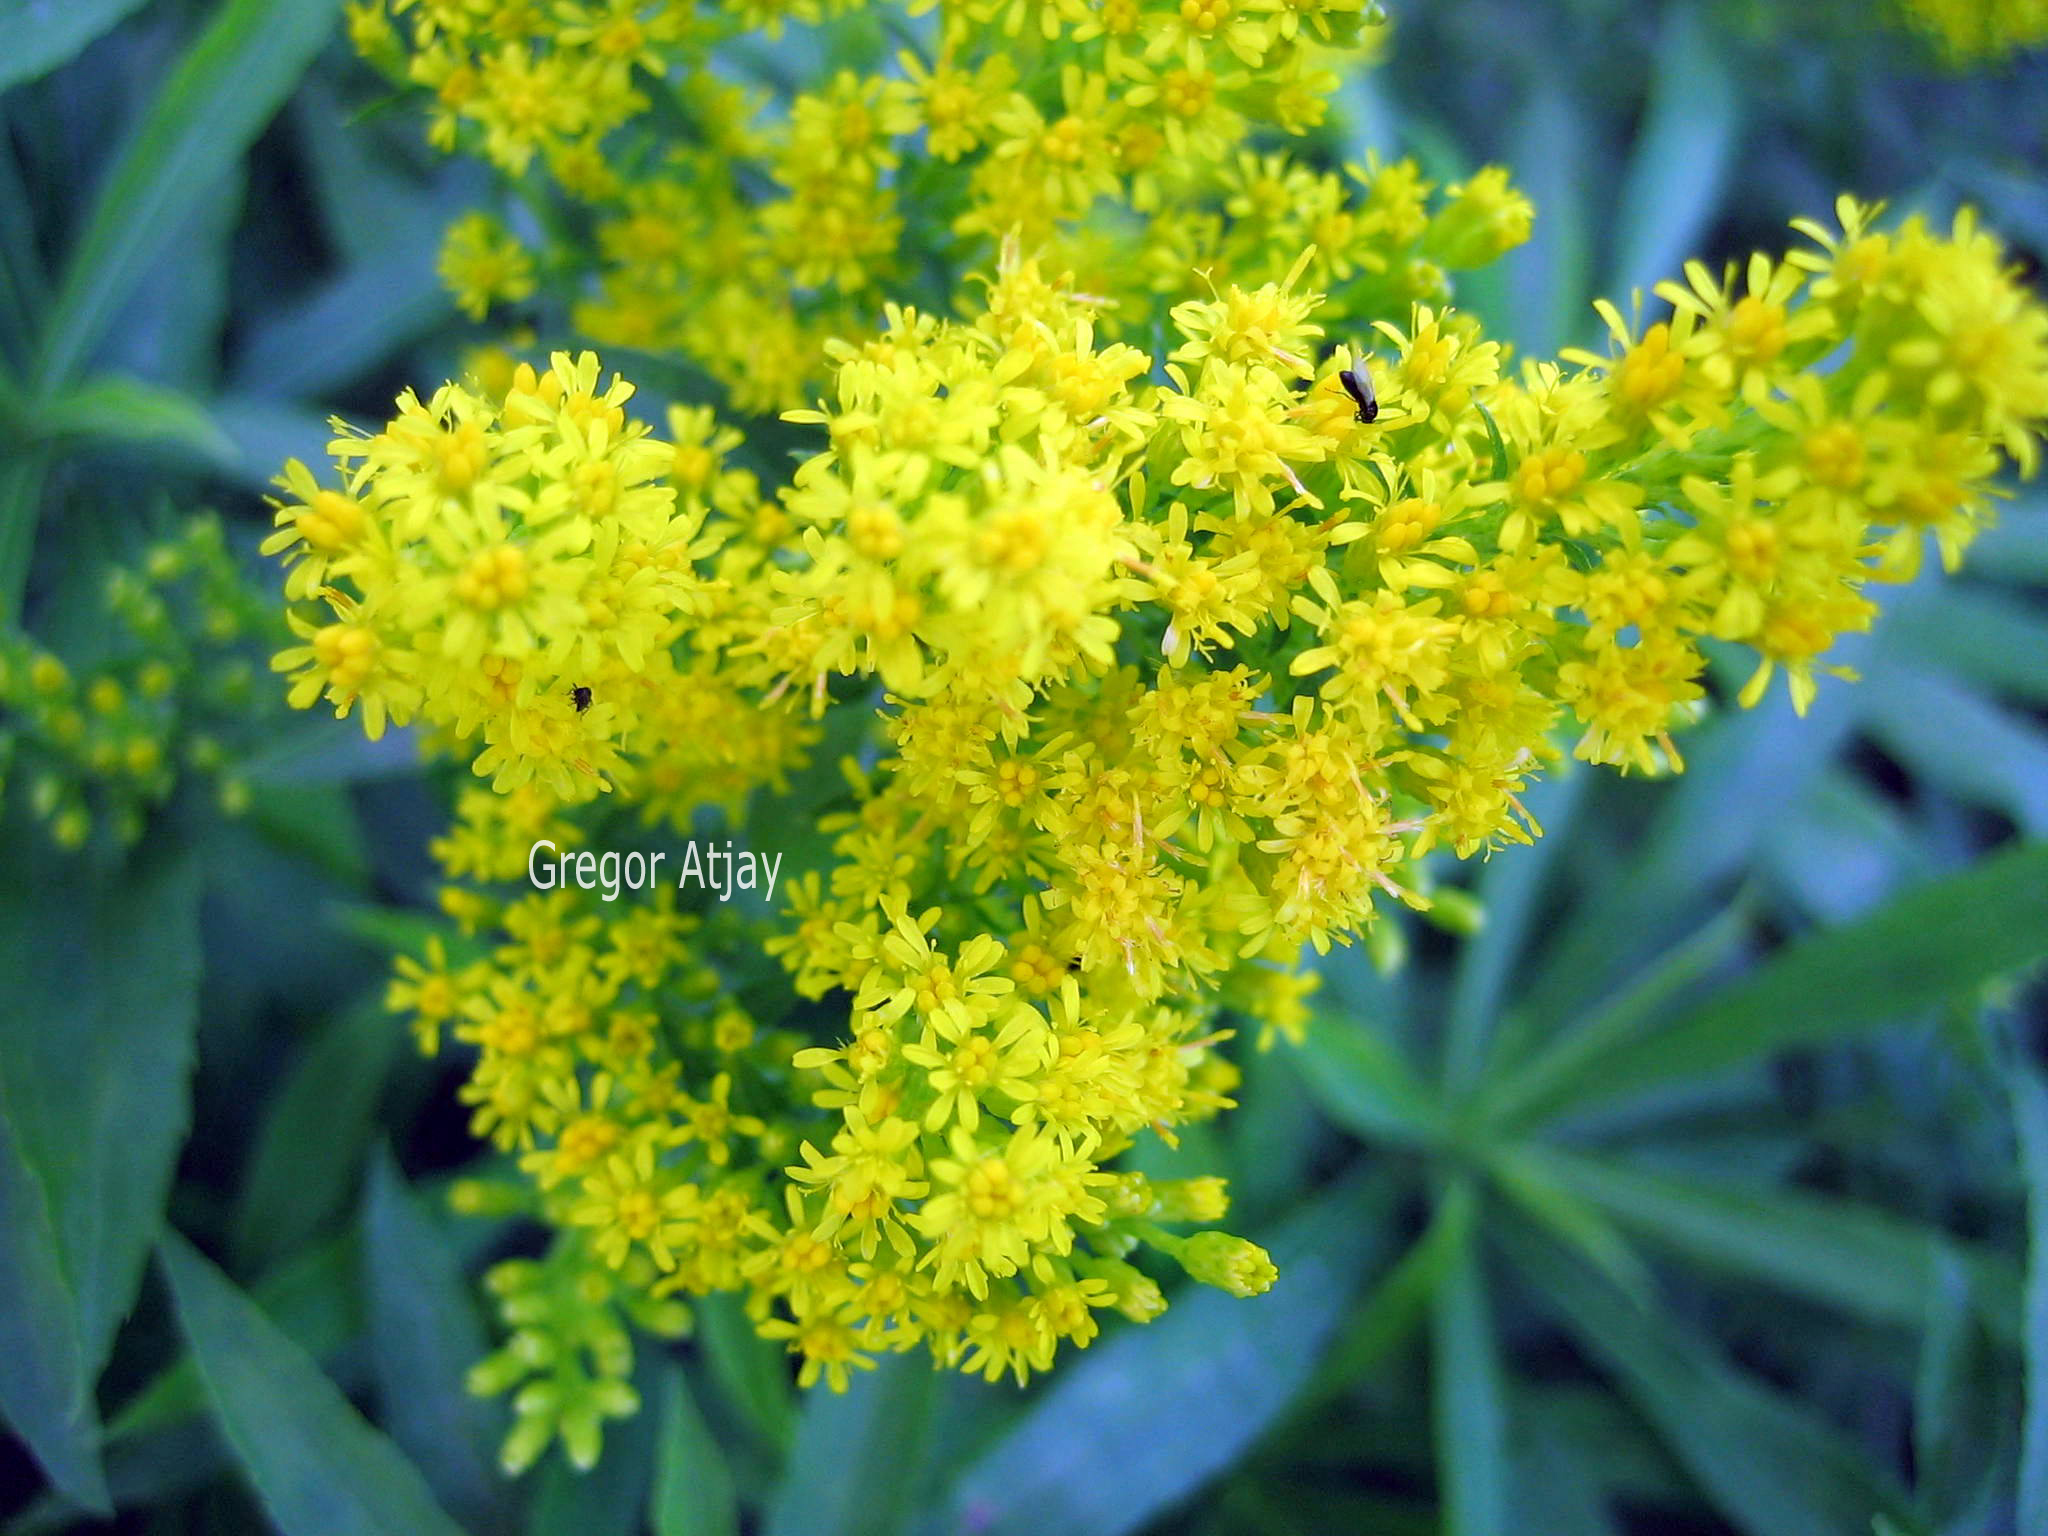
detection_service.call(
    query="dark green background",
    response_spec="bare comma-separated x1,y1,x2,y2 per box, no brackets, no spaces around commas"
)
1,1,2046,1532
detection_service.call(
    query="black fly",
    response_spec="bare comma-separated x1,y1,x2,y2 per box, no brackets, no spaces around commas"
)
1338,357,1378,424
569,685,592,714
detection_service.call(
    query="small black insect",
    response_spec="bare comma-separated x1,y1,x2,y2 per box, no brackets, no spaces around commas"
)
1338,357,1378,424
569,685,593,714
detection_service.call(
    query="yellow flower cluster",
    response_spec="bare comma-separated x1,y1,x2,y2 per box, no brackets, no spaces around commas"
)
1895,0,2048,59
286,193,2048,1470
266,352,743,800
0,515,274,848
350,0,1536,413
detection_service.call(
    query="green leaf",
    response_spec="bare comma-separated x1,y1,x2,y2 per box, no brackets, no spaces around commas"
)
696,1290,795,1455
1606,5,1739,301
1295,1011,1445,1150
1887,585,2048,708
107,1232,362,1443
0,1106,106,1513
1431,1187,1508,1536
765,1354,936,1536
1501,841,2048,1127
243,780,369,886
32,0,342,390
651,1363,737,1536
231,998,401,1270
1486,897,1753,1128
16,1237,366,1533
1767,770,1924,924
1860,664,2048,837
1507,1224,1915,1536
1512,1412,1619,1536
0,0,152,93
1528,1148,2020,1342
943,1178,1383,1536
362,1150,504,1533
100,164,242,393
1443,770,1587,1094
0,835,202,1507
158,1232,465,1536
1302,1183,1462,1408
1498,79,1591,356
1911,1248,2000,1529
228,222,453,400
1518,664,1866,1032
15,373,233,461
0,448,49,623
2,1418,223,1536
210,393,349,493
1483,1147,1651,1301
1225,1041,1326,1222
2015,1054,2048,1535
527,1361,658,1536
1970,501,2048,585
1471,399,1510,483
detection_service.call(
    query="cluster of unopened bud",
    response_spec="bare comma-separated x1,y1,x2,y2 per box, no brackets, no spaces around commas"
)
0,515,276,849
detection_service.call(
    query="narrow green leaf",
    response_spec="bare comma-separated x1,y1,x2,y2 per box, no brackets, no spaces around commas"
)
0,0,152,93
651,1363,737,1536
1606,5,1739,301
1443,770,1587,1094
944,1178,1383,1536
1861,665,2048,837
1303,1184,1463,1408
1486,899,1752,1129
0,834,201,1503
1505,841,2048,1126
244,717,423,786
362,1150,504,1533
1969,501,2048,585
528,1360,658,1536
210,394,347,493
1431,1187,1508,1536
1767,770,1924,924
244,781,369,886
1226,1042,1326,1222
2,1418,223,1536
1529,1149,2020,1342
2015,1055,2048,1534
32,0,341,389
0,448,48,622
766,1354,936,1536
1507,1225,1915,1536
18,1238,366,1532
21,373,233,461
1911,1249,1995,1529
107,1233,362,1442
0,1105,106,1512
0,114,46,368
1499,80,1591,356
232,998,401,1270
1888,585,2048,708
101,164,242,392
157,1231,467,1536
228,229,453,400
1472,399,1510,483
1483,1148,1651,1301
696,1291,795,1455
1512,1413,1618,1536
1519,655,1867,1031
1295,1011,1445,1149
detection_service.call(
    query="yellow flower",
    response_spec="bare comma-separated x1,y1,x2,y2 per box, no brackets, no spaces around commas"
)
438,211,536,319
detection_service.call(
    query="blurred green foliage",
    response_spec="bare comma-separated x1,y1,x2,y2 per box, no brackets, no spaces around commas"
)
1,1,2046,1534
